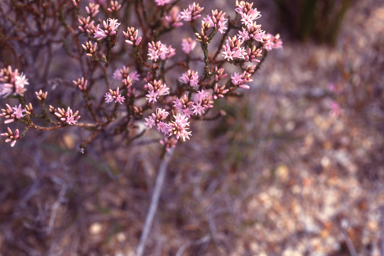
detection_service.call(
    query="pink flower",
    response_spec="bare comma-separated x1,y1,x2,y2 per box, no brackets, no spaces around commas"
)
148,41,175,61
160,137,178,151
192,103,205,116
54,107,80,125
168,113,192,141
173,95,194,117
202,10,228,34
238,27,250,41
240,9,261,26
194,90,213,109
181,38,196,54
155,0,174,6
222,36,247,61
105,87,125,104
231,71,253,89
0,67,29,97
144,116,156,128
180,2,204,21
164,7,183,28
105,92,114,103
146,90,159,103
94,26,108,40
144,108,170,132
330,101,344,117
12,104,26,119
0,104,26,123
235,1,261,26
123,27,142,46
263,33,283,51
179,70,199,87
157,121,170,135
94,18,120,40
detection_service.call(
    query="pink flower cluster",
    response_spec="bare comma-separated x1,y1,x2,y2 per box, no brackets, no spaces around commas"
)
235,1,261,26
180,2,204,21
202,10,228,34
146,80,170,103
222,1,282,61
54,107,81,125
1,127,19,147
148,41,176,62
164,7,183,28
179,70,199,87
0,66,29,97
123,27,142,46
94,18,120,40
105,87,125,104
0,104,26,124
144,109,192,142
181,38,196,54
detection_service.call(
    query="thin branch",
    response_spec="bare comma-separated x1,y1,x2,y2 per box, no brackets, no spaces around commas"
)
135,148,174,256
175,235,211,256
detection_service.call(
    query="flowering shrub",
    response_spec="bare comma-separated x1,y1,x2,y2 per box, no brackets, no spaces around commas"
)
0,0,282,152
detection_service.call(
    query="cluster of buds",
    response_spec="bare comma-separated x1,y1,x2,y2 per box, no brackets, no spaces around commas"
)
160,137,178,152
214,67,228,82
231,70,253,89
213,84,229,99
113,66,140,83
235,1,261,26
238,22,265,42
144,108,170,134
181,38,196,54
246,46,263,62
78,16,95,34
222,36,247,61
0,104,26,124
0,66,29,97
168,113,192,141
192,90,214,116
73,77,88,91
180,2,204,21
202,10,228,34
146,80,170,103
107,1,121,13
25,103,33,115
147,41,175,62
82,41,98,58
123,27,142,46
173,95,194,117
179,70,199,87
86,3,100,17
105,88,125,104
94,18,120,41
164,7,183,28
35,90,48,101
196,20,211,42
54,107,81,125
1,128,20,147
263,33,283,51
72,0,81,7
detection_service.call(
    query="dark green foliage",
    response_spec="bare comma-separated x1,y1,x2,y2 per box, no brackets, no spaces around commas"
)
273,0,352,45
